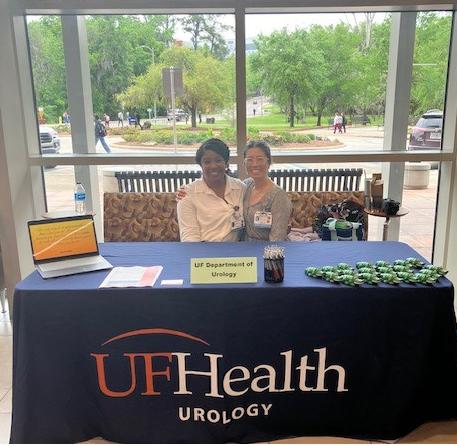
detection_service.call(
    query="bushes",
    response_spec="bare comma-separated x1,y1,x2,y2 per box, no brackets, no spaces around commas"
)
117,128,321,146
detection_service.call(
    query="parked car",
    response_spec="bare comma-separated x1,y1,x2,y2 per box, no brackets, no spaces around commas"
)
39,125,60,154
167,109,188,121
408,109,443,151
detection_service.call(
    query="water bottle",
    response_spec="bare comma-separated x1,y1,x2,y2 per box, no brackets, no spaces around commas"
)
74,182,86,215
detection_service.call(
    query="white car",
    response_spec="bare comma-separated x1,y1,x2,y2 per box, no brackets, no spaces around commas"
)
167,109,188,122
39,125,61,154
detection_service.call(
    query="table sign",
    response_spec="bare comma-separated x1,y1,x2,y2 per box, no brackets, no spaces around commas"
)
190,257,257,284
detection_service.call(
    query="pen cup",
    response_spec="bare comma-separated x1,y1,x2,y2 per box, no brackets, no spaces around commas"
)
263,246,285,283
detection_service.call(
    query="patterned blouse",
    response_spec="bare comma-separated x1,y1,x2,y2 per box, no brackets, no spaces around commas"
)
242,177,292,241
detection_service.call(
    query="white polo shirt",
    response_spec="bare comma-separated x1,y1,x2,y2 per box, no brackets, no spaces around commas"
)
177,175,246,242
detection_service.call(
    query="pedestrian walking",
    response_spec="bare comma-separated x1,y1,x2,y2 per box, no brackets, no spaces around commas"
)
94,114,111,153
253,108,256,116
341,113,347,133
104,113,110,127
117,111,124,127
333,113,343,133
135,112,142,129
199,112,202,124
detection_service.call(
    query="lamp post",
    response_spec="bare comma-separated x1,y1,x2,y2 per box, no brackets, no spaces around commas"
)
140,45,157,120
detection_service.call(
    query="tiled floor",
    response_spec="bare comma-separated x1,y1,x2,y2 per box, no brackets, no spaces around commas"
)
1,304,457,444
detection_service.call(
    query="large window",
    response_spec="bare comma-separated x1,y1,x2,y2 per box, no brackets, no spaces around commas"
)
25,10,452,261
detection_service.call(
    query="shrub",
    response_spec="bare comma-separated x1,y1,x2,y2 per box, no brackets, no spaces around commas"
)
53,124,71,133
179,133,198,145
119,128,321,147
219,128,236,144
262,134,285,146
138,131,156,143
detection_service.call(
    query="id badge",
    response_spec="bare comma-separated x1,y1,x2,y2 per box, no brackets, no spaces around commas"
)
254,211,272,228
231,206,244,231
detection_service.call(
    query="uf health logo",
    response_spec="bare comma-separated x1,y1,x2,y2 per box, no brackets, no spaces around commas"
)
90,328,348,425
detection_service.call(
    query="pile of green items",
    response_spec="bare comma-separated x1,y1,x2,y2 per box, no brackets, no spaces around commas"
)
305,258,448,286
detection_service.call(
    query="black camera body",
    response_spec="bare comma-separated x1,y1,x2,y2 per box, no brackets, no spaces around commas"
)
382,198,400,215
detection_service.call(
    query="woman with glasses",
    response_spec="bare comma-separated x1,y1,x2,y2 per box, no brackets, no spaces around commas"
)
242,140,292,241
177,138,246,242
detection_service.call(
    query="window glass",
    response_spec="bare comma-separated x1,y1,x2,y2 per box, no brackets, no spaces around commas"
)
26,10,451,261
245,12,390,147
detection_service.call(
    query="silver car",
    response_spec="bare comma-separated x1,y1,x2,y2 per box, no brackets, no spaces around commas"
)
39,125,61,154
167,109,188,122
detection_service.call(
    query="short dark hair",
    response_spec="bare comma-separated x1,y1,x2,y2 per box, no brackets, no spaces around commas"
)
196,138,230,165
94,114,100,120
244,140,272,161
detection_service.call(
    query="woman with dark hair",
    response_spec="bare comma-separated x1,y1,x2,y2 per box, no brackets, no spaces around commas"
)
177,138,246,242
242,140,292,241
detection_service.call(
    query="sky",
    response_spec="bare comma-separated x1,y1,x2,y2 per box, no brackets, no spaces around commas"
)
174,12,388,40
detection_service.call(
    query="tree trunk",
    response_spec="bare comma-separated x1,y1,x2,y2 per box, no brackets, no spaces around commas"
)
289,96,295,128
317,113,322,127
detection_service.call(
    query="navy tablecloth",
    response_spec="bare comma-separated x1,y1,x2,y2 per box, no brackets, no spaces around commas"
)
10,241,457,443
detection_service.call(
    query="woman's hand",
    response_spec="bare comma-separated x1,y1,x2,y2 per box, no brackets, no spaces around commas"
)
175,185,188,202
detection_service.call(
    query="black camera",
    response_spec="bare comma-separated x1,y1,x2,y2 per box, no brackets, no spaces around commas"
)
382,198,400,215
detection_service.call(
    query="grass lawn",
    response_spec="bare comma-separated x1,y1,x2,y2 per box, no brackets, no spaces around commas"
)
214,111,384,131
215,112,330,131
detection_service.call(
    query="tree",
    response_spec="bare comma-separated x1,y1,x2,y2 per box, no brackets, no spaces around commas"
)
352,17,391,117
246,54,263,97
251,28,325,127
86,16,142,117
179,14,231,60
201,15,232,60
118,46,231,128
350,12,377,50
143,15,177,49
28,17,67,123
180,15,207,51
411,12,451,116
307,23,361,126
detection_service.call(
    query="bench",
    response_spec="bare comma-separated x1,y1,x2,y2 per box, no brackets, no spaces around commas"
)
103,190,367,242
351,115,371,126
114,168,363,193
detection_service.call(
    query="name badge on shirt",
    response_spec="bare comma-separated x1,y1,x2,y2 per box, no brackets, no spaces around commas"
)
254,211,272,228
231,206,244,231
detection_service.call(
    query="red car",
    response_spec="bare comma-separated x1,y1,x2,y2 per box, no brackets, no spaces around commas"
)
408,109,443,151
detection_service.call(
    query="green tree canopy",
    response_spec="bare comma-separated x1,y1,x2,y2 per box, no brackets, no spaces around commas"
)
411,12,451,116
307,23,362,125
118,46,232,127
251,28,325,127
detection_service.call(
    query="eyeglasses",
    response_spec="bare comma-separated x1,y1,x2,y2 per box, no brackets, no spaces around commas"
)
244,157,269,165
